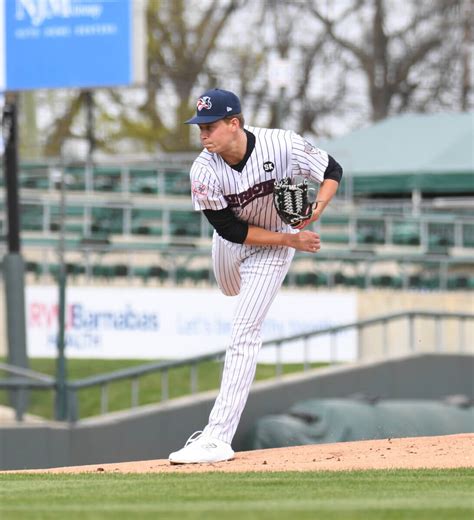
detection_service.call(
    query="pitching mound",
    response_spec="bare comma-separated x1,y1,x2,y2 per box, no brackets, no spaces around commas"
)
16,433,473,474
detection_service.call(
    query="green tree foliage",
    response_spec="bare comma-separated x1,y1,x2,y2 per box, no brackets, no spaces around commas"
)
113,0,244,152
308,0,472,121
31,0,243,157
20,0,471,158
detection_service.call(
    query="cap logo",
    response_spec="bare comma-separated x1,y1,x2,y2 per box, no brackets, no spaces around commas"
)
197,96,212,111
226,106,232,112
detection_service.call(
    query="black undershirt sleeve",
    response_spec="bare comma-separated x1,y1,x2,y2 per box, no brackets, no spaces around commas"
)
324,155,343,183
203,207,249,244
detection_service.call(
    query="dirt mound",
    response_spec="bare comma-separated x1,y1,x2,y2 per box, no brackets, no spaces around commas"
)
15,433,473,474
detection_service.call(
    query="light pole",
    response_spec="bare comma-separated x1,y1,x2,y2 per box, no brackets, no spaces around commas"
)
2,92,29,418
54,156,68,421
268,54,290,128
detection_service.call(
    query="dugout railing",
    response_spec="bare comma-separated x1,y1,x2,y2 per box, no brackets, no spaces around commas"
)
0,310,472,423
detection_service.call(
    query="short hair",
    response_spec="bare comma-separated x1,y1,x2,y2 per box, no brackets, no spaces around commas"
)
224,113,245,128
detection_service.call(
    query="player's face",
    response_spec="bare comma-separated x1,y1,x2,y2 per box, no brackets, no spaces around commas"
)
198,119,238,154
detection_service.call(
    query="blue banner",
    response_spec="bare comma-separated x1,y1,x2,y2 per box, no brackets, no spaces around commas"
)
4,0,135,90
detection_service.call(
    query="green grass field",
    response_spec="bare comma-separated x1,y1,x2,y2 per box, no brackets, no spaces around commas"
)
1,469,472,520
0,358,327,420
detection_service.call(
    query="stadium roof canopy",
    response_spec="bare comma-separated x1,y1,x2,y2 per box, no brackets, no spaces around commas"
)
319,112,474,195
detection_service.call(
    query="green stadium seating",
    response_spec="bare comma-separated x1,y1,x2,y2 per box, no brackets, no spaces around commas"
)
392,221,420,245
463,224,474,248
11,160,473,289
356,218,386,245
320,232,350,244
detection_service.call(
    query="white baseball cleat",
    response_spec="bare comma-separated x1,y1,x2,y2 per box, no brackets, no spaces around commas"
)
169,431,235,464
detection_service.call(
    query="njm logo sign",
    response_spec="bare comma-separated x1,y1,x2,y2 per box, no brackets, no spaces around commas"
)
15,0,103,27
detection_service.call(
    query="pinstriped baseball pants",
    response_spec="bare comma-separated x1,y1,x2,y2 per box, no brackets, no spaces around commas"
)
203,234,295,444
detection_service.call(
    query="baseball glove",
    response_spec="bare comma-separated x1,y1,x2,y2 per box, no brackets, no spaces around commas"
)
273,177,316,227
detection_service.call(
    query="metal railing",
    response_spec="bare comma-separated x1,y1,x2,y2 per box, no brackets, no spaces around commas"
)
14,192,474,251
0,363,55,421
0,310,472,423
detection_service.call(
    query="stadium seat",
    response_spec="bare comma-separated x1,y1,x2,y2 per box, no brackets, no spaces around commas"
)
392,222,420,245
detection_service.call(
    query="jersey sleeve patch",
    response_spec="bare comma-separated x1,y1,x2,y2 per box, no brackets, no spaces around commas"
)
292,132,328,183
192,181,209,199
304,139,323,156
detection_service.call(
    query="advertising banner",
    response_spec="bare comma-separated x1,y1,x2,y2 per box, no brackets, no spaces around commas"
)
1,0,145,91
26,287,358,362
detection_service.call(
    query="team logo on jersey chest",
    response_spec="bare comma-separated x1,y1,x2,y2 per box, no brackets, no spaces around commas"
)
224,179,275,208
263,161,274,172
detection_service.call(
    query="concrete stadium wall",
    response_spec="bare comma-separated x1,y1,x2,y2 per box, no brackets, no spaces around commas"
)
355,289,474,359
0,352,472,471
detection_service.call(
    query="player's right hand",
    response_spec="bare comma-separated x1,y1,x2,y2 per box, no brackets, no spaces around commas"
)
289,230,321,253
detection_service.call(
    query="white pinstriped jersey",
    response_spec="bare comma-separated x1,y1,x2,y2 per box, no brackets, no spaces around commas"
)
187,126,331,444
190,126,329,234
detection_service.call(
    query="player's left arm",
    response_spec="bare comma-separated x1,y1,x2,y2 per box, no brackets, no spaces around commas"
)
311,178,339,219
294,155,343,229
291,132,343,229
314,154,343,218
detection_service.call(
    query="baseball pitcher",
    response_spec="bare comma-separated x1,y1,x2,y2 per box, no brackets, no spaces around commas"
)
169,88,342,464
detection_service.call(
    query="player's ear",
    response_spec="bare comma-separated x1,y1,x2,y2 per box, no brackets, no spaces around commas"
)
230,116,241,129
224,116,240,129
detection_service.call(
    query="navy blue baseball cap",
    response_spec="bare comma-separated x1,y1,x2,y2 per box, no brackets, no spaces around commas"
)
185,88,241,124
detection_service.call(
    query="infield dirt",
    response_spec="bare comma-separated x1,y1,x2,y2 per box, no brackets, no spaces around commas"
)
14,433,473,474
